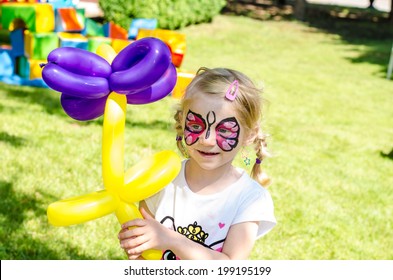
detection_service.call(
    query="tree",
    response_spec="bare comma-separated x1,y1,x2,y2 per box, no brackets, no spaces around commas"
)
390,0,393,22
293,0,306,21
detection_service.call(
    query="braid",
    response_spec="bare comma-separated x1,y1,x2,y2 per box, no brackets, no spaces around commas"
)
173,109,188,158
250,130,271,187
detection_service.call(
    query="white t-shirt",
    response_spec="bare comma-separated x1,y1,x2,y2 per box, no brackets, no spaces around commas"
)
145,160,276,259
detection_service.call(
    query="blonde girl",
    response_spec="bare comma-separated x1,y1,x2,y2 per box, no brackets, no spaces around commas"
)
118,67,276,260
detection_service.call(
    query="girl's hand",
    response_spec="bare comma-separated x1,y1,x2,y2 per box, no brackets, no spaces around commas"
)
118,207,175,258
118,227,142,260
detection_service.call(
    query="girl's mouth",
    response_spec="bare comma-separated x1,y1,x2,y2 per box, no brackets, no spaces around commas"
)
198,150,220,156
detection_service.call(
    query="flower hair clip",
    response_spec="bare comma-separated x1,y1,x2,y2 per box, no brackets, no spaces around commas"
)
225,80,239,101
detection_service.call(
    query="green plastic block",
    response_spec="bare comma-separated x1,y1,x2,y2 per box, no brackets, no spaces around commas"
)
87,37,111,53
1,5,36,31
86,18,104,37
16,56,29,78
31,32,58,60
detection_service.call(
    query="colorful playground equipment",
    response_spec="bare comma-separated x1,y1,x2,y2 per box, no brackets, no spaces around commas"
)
0,0,193,97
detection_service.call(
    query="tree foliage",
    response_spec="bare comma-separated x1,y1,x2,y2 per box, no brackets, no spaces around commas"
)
98,0,226,30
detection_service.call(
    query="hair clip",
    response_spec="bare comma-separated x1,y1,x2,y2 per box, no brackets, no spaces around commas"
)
256,158,262,164
176,136,183,141
225,80,239,101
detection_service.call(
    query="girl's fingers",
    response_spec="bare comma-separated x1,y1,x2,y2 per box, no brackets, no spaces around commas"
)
118,225,146,240
121,218,146,229
121,234,149,251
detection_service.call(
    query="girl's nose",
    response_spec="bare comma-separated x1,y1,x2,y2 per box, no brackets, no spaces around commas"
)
200,129,216,146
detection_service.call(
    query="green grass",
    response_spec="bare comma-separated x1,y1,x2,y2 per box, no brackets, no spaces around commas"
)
1,15,392,259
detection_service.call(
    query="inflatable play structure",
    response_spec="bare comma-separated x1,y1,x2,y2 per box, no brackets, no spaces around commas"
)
0,0,193,98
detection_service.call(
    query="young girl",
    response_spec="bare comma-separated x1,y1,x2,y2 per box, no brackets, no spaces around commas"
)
118,67,276,260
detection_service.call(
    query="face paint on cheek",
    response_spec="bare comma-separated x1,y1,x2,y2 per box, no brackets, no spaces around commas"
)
215,117,241,152
184,110,206,146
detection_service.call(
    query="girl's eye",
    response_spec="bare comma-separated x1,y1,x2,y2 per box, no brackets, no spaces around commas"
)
191,124,202,131
187,122,203,132
218,128,231,136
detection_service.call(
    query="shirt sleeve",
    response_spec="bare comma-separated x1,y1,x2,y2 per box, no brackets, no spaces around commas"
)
232,187,277,239
144,189,163,216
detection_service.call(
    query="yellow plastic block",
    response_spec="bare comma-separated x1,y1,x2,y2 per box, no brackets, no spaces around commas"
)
29,59,46,80
58,32,87,41
24,30,33,58
172,70,195,99
111,39,132,53
35,4,55,32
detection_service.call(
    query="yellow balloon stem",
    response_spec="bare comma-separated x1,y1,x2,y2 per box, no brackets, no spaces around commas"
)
96,44,117,64
102,92,127,193
116,202,162,260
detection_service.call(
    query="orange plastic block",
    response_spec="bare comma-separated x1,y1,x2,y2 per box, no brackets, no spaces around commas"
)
137,28,186,67
104,22,128,40
57,7,83,32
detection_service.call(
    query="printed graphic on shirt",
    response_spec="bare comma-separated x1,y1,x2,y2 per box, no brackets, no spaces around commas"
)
177,221,209,244
159,216,226,260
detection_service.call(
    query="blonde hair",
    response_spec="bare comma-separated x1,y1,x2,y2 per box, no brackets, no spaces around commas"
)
174,67,271,187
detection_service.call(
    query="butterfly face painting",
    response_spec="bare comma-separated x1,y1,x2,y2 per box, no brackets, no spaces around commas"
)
184,110,241,152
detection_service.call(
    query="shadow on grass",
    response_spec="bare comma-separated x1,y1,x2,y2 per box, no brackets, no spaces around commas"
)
380,148,393,160
303,4,392,77
1,83,66,117
0,131,26,147
2,83,173,132
0,180,93,259
79,111,172,130
222,1,393,78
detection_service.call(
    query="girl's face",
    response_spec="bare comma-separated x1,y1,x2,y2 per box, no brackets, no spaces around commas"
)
183,93,246,172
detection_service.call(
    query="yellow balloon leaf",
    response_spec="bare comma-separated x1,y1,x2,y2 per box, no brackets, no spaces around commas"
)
121,150,181,203
47,190,118,227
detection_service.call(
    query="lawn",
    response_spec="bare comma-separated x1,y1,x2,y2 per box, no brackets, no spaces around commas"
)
0,14,392,260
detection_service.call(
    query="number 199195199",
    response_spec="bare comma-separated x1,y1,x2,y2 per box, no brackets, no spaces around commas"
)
217,266,271,276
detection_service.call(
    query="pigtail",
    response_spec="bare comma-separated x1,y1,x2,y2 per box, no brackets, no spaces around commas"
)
250,131,271,187
174,109,188,158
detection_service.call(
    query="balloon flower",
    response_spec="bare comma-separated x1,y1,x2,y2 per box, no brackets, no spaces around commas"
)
41,39,181,260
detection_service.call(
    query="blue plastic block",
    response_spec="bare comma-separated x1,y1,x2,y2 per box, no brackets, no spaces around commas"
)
128,18,157,39
0,48,14,77
10,29,25,57
60,40,88,50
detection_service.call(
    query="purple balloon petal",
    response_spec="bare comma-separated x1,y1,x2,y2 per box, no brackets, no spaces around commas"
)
126,63,177,105
61,94,108,121
109,38,172,94
43,63,110,99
